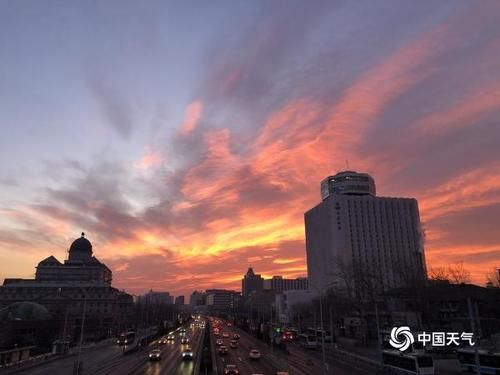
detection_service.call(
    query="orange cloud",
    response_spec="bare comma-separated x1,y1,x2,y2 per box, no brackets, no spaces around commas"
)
179,100,203,134
273,257,304,265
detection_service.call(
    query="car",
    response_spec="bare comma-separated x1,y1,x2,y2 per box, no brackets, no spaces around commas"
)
158,337,167,344
148,349,161,361
233,334,240,340
181,346,193,360
227,323,232,327
218,345,229,355
181,337,190,345
167,334,175,341
249,349,261,360
216,339,224,346
224,364,240,375
222,332,229,338
230,340,238,348
276,373,289,375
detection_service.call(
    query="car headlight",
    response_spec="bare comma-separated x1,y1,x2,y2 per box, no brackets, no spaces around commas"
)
124,340,128,344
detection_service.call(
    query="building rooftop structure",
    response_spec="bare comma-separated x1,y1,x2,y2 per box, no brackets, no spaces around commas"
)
320,171,376,200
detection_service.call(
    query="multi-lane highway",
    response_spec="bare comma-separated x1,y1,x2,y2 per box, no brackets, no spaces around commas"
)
14,321,204,375
97,323,204,375
210,318,368,375
212,321,286,374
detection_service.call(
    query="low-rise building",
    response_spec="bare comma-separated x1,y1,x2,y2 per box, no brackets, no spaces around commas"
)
0,234,134,347
206,289,241,312
263,276,308,294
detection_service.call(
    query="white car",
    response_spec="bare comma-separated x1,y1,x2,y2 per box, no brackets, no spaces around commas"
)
249,349,261,360
149,349,161,361
182,347,193,360
216,339,224,346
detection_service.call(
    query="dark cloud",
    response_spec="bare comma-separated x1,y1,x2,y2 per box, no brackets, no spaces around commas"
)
427,203,500,249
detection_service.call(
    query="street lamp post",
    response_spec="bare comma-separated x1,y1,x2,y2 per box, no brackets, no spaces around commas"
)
374,301,382,362
75,287,88,375
309,283,328,375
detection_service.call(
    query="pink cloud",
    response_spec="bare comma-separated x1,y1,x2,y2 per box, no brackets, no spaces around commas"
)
134,151,164,170
179,100,203,135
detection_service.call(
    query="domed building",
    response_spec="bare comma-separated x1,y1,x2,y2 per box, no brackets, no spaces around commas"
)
0,234,133,345
35,233,112,284
0,302,52,321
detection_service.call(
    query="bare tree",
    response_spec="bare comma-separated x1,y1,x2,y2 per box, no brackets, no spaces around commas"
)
486,268,500,287
447,262,471,284
428,263,471,284
428,266,450,281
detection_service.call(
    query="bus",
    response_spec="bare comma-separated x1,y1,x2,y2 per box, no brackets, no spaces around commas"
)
305,328,332,343
298,334,318,349
382,350,434,375
457,349,500,374
117,331,136,345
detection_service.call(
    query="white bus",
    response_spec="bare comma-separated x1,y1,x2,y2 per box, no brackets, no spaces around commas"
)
305,328,332,343
457,349,500,375
298,334,318,349
382,350,434,375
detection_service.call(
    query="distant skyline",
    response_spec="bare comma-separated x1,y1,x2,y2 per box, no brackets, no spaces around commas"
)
1,1,500,297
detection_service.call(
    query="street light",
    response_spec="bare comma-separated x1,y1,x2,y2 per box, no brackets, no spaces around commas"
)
309,282,329,375
74,286,88,375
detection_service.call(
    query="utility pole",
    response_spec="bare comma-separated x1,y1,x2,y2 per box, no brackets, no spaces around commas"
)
270,304,274,353
319,295,327,375
474,302,482,342
329,306,334,349
375,302,382,362
310,282,331,375
75,289,87,375
467,298,481,375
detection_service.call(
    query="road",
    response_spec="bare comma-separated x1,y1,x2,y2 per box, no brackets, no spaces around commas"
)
211,320,360,375
14,323,203,375
212,323,283,374
123,323,203,375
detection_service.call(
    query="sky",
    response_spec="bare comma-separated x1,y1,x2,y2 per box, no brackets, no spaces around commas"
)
0,0,499,298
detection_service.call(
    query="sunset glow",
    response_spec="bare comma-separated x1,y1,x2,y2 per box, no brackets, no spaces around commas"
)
0,1,499,298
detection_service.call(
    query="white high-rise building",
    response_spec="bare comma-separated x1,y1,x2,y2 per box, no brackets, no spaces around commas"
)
305,171,426,297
